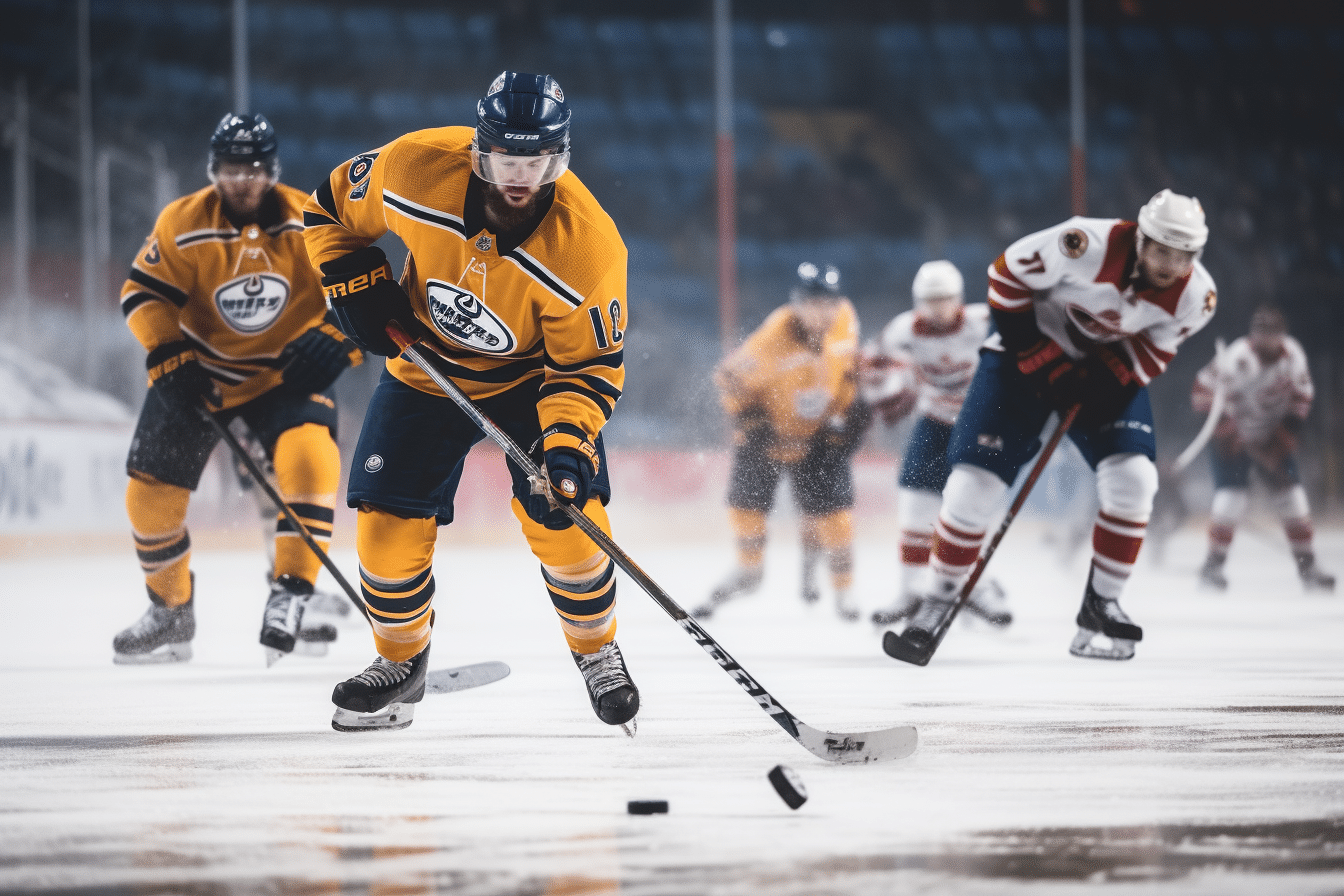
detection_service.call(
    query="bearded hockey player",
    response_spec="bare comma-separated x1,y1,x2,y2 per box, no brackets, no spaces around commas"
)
693,262,869,623
303,72,638,733
113,113,362,665
891,189,1217,662
861,260,1009,629
1192,305,1334,593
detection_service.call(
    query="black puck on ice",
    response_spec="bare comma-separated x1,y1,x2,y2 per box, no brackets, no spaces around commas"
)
768,764,808,810
627,800,669,815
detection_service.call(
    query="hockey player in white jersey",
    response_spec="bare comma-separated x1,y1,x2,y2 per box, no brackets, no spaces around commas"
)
861,260,1010,628
891,190,1217,663
1192,305,1334,592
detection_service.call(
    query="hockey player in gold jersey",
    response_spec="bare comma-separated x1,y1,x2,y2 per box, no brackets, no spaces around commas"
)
693,263,870,623
113,113,362,665
303,72,637,733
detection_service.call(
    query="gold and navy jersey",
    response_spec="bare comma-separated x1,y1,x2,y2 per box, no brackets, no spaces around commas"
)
715,301,860,463
120,182,329,409
303,126,627,445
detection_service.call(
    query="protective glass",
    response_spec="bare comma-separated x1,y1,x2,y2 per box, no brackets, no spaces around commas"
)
471,141,569,187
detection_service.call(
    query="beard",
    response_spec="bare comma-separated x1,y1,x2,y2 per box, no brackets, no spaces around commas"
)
482,184,542,232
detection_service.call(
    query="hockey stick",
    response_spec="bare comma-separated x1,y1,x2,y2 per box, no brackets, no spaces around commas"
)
386,321,917,764
884,402,1082,666
1170,337,1227,474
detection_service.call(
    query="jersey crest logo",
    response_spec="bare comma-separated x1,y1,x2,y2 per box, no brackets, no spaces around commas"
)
426,280,516,355
1059,228,1088,259
347,152,378,200
214,273,290,334
475,234,493,251
1065,303,1125,342
143,240,161,265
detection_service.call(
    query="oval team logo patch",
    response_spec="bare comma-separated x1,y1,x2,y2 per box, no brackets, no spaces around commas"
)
425,280,516,355
214,273,290,333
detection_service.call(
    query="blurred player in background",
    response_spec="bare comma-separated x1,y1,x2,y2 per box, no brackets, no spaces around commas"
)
896,189,1217,661
861,260,1009,629
693,262,869,623
1193,305,1335,593
304,72,638,733
113,113,362,665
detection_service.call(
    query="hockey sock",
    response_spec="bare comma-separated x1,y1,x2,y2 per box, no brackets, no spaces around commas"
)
271,423,340,585
1090,453,1157,599
1208,487,1247,562
356,507,437,662
126,474,193,608
897,487,942,596
1269,485,1314,564
513,497,618,654
811,510,854,592
927,465,1005,594
728,507,768,571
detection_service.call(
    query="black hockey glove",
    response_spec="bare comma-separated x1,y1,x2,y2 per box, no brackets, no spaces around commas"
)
1074,343,1140,428
320,246,426,357
523,427,600,530
812,400,873,460
281,317,363,394
1015,337,1087,412
147,340,220,415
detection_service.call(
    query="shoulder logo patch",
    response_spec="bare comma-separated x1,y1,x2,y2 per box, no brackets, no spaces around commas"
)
1203,289,1217,315
1059,228,1089,259
143,239,161,265
214,273,290,333
347,152,379,201
426,280,516,355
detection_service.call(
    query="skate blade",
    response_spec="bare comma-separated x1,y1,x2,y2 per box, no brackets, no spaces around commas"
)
264,647,288,668
882,630,933,667
620,717,638,738
292,640,329,658
113,642,192,665
332,702,416,732
1068,629,1136,661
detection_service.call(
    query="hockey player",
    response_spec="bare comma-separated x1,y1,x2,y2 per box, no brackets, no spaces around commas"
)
894,189,1217,661
693,262,869,623
1193,305,1334,592
862,260,1009,628
303,72,638,733
113,113,362,665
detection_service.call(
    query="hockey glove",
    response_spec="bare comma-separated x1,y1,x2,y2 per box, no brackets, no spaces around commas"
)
281,317,363,394
523,426,599,530
147,340,220,415
813,400,873,459
1015,337,1086,411
1075,343,1140,428
320,246,425,357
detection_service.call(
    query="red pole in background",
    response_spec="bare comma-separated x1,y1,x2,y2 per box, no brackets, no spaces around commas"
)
1068,0,1087,215
713,0,737,353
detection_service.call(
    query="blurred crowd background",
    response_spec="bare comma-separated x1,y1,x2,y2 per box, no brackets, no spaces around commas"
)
1,0,1341,509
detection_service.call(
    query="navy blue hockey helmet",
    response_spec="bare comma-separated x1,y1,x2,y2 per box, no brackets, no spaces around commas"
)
791,261,842,302
208,112,280,182
472,71,571,187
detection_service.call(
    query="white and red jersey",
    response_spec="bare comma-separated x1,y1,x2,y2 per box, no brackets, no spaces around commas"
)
987,216,1217,386
1192,335,1313,447
862,304,990,426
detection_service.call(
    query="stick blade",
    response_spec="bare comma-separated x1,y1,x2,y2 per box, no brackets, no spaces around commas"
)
882,630,935,666
425,661,511,695
795,720,918,764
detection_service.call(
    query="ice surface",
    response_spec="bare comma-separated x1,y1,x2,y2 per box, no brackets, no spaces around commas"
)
1,517,1342,894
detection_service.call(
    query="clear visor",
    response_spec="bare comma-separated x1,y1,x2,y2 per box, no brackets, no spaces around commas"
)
209,156,280,186
471,143,569,188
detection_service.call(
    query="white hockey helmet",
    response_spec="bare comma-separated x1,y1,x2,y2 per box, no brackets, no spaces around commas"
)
1137,189,1208,252
911,259,964,306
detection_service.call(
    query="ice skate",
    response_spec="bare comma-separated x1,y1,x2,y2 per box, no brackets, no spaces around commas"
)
331,645,430,732
1296,555,1335,594
834,588,859,622
690,566,762,619
963,578,1012,627
1069,578,1142,661
112,585,195,665
573,640,639,734
1198,556,1228,592
259,574,312,666
871,591,920,626
882,592,955,666
800,551,821,605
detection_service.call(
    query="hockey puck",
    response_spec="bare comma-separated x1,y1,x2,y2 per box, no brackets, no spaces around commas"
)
627,800,668,815
768,764,808,810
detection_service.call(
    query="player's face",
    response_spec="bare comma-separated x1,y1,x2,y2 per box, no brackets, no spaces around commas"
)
794,296,840,339
1135,239,1197,290
918,294,962,329
213,161,272,217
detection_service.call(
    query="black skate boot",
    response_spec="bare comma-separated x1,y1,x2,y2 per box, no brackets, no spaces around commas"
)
573,640,639,734
259,575,312,665
691,566,763,619
1198,555,1228,591
1069,573,1143,660
882,588,956,666
112,581,196,665
1296,554,1336,594
871,590,920,626
331,645,430,732
963,578,1013,627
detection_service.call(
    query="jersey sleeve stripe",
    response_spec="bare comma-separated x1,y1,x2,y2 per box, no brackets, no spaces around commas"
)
120,290,163,317
383,189,465,234
128,268,189,308
544,349,623,374
303,209,339,228
313,179,343,226
506,248,586,308
538,382,617,419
